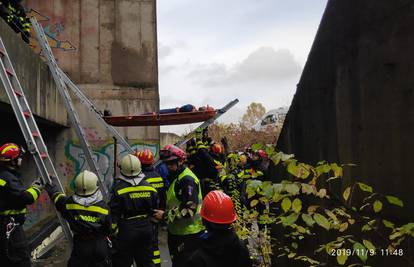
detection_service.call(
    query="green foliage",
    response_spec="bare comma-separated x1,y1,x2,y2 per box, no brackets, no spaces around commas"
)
373,200,383,213
241,102,266,128
386,195,404,207
224,143,413,267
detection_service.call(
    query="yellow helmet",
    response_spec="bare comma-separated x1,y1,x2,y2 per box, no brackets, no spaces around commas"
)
73,170,99,196
120,154,142,177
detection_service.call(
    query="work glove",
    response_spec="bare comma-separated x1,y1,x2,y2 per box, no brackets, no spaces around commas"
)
45,176,61,197
31,177,43,191
45,182,59,198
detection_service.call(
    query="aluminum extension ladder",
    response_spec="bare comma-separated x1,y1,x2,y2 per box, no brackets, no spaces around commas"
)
0,37,73,250
30,18,134,156
31,18,109,200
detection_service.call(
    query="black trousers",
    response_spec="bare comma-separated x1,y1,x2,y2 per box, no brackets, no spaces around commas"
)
151,223,161,267
113,220,154,267
0,222,30,267
167,232,202,267
68,235,111,267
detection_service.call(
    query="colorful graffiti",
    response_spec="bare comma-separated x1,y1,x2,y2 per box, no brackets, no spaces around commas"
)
27,9,76,53
63,141,159,190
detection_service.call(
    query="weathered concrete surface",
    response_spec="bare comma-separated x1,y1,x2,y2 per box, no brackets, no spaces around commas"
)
277,0,414,220
24,0,161,192
26,0,159,87
0,19,67,126
0,0,160,259
0,16,68,242
53,83,160,191
161,132,181,148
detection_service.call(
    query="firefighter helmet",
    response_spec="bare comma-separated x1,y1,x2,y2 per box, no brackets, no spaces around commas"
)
120,154,142,177
135,149,154,165
0,143,21,162
210,143,224,155
161,144,186,162
73,170,99,196
200,190,237,224
257,149,268,158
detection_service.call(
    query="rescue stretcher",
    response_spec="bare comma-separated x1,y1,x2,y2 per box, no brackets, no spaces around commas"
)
103,109,217,127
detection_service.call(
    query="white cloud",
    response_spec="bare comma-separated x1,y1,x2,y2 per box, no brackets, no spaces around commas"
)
156,0,328,134
158,43,173,59
158,46,301,135
188,47,301,87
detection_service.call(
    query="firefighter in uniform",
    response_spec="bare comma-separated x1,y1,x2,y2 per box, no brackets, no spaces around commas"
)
135,149,165,267
187,133,219,196
186,190,252,267
0,0,31,43
158,144,205,267
110,154,158,267
0,143,42,267
45,170,111,267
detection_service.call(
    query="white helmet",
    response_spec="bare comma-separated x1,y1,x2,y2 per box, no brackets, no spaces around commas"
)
73,170,99,196
120,154,142,177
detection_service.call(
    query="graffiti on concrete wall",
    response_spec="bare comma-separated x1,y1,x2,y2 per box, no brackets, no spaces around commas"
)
63,141,159,189
27,9,76,53
25,141,158,230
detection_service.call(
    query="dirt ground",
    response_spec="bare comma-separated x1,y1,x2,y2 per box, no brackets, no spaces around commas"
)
33,229,172,267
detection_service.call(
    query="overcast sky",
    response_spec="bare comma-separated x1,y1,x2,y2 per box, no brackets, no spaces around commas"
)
157,0,328,134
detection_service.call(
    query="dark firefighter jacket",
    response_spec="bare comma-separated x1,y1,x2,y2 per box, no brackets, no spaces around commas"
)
142,165,166,210
185,229,253,267
0,166,41,223
188,141,219,183
109,174,158,230
0,1,30,35
49,189,111,237
166,165,200,211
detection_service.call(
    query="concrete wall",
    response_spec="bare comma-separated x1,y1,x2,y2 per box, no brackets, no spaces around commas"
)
0,19,67,126
0,18,68,240
0,0,160,249
160,132,181,148
56,84,160,190
277,0,414,220
24,0,161,189
25,0,158,87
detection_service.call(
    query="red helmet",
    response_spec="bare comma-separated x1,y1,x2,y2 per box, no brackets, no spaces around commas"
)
200,190,237,224
135,149,154,165
210,143,224,155
0,143,21,162
258,149,267,158
161,144,186,162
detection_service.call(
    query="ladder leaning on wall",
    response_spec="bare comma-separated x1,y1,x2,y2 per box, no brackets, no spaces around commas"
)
31,16,137,199
30,18,134,156
30,17,147,264
0,35,74,255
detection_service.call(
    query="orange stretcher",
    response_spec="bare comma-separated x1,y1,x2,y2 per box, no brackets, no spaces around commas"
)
103,109,217,127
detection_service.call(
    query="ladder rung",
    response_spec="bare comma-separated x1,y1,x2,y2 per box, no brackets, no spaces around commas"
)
6,69,14,77
23,111,30,117
14,90,23,97
40,153,47,158
32,132,40,137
